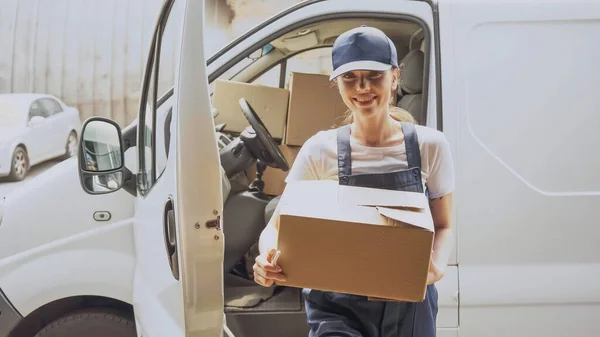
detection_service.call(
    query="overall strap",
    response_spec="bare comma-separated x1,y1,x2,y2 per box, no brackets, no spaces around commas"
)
400,122,422,170
336,125,352,179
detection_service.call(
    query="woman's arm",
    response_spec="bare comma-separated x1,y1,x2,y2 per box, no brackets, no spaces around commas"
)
259,206,281,256
429,193,454,275
258,137,320,256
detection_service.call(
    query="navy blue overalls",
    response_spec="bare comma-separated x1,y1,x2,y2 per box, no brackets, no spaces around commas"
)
302,122,438,337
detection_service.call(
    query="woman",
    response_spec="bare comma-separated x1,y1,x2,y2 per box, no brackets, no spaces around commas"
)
253,25,455,337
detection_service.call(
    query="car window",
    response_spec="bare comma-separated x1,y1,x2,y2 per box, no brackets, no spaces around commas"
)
42,98,64,115
138,0,183,195
29,100,50,119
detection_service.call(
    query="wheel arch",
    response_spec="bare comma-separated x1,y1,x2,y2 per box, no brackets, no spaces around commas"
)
14,143,28,156
8,295,134,337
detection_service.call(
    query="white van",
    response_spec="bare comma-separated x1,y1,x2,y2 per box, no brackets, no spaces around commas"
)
0,0,598,336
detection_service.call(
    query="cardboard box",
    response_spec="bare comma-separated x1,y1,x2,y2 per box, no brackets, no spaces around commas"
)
275,180,434,302
212,79,289,139
285,72,349,146
245,145,301,196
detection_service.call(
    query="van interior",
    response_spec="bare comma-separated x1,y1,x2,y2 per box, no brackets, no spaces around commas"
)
161,16,428,337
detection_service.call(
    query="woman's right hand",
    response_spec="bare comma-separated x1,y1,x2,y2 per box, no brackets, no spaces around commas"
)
253,248,287,287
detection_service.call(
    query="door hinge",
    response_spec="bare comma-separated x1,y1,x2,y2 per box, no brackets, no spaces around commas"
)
205,216,221,230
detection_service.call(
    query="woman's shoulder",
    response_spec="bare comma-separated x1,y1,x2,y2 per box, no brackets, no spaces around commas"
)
300,128,338,154
413,124,449,148
286,129,338,182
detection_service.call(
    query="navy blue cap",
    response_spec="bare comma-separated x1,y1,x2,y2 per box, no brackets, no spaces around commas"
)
329,26,398,81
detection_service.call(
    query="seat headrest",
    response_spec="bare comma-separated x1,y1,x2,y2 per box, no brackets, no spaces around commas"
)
399,50,424,95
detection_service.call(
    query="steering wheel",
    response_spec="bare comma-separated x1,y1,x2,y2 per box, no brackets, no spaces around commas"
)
238,98,289,171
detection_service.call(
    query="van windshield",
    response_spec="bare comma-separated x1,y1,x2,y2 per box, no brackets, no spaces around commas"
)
220,44,275,83
158,44,276,106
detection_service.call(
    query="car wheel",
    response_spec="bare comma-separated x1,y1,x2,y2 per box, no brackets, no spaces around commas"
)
8,146,28,181
62,131,78,159
33,308,136,337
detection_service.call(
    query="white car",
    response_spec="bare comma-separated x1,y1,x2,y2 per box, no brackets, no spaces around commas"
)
0,93,81,181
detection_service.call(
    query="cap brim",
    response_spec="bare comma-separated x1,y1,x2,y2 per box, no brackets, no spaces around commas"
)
329,61,392,81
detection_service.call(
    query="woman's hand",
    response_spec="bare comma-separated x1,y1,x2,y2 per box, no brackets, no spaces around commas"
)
253,248,287,287
426,256,444,285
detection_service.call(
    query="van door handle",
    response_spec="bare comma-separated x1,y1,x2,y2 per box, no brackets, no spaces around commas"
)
163,198,179,280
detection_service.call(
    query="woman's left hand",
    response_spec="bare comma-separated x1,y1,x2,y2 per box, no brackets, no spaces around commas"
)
426,258,444,285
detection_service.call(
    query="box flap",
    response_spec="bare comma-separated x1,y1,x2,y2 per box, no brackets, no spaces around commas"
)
280,181,382,226
376,207,434,232
337,184,428,210
280,180,433,231
280,180,338,205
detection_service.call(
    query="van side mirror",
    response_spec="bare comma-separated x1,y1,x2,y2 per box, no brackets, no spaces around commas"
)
77,117,134,195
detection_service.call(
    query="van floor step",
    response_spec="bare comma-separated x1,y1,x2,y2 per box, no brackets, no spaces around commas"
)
225,287,303,313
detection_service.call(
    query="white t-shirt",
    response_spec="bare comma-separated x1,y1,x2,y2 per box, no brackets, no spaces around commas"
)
285,124,455,199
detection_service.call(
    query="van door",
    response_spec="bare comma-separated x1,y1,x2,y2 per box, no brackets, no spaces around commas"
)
438,1,600,336
133,0,224,336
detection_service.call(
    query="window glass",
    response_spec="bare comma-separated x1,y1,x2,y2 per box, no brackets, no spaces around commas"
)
42,98,64,115
251,64,281,87
283,48,332,88
138,0,183,195
29,100,50,119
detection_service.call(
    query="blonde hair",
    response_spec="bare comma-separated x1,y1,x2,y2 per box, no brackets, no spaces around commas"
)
337,106,416,126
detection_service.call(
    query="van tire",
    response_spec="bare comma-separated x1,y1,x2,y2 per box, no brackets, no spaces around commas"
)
33,308,136,337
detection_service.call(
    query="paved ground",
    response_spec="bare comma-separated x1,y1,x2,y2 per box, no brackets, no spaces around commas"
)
0,159,63,199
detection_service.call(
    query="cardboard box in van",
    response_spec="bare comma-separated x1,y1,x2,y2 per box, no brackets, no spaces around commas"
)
275,180,434,302
212,79,289,139
245,145,301,196
284,72,349,146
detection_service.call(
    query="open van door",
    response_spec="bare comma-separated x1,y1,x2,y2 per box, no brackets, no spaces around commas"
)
77,0,223,336
131,0,224,336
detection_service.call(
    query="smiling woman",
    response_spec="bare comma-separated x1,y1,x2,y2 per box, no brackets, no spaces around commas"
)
255,25,455,337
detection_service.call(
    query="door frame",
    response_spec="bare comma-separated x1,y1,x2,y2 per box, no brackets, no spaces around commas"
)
206,0,442,130
160,2,442,131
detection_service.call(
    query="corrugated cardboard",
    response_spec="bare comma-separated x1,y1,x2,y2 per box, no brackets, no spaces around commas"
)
284,72,349,146
212,79,289,139
276,180,434,302
245,145,301,196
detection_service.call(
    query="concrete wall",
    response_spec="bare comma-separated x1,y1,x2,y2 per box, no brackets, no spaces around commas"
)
0,0,233,126
0,0,303,126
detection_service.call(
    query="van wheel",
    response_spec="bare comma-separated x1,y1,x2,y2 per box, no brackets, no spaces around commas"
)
33,308,136,337
8,146,28,181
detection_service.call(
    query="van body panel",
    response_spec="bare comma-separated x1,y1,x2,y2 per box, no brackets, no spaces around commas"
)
439,0,600,335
